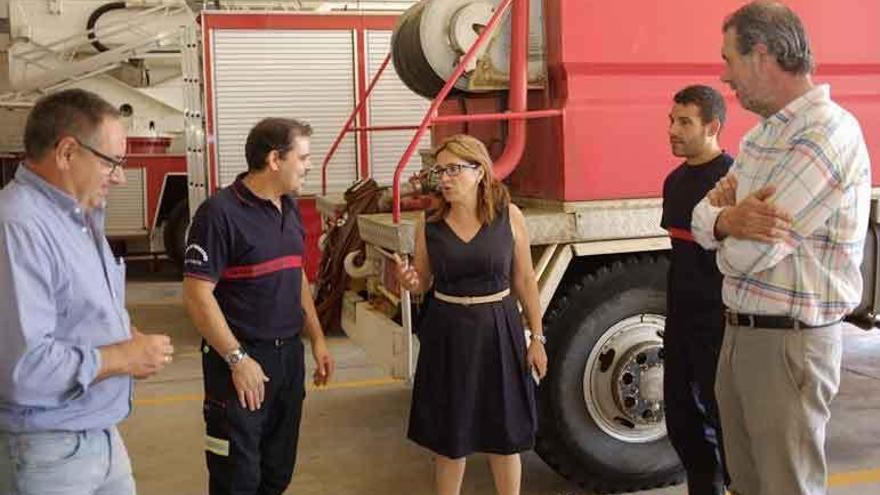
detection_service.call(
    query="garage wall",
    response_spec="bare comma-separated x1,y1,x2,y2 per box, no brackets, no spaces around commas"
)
210,29,357,193
365,30,430,186
204,13,428,195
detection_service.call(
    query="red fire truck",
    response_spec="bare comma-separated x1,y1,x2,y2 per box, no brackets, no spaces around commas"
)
196,0,880,492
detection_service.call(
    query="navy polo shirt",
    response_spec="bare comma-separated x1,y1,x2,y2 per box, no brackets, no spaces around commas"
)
184,173,305,341
661,153,733,310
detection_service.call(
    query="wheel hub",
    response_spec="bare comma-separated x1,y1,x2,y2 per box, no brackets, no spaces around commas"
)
583,314,667,443
613,343,665,426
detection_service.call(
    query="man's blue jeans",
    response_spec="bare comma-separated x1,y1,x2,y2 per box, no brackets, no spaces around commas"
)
0,427,135,495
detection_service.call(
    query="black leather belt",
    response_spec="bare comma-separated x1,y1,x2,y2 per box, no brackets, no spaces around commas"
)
725,311,839,330
242,336,299,348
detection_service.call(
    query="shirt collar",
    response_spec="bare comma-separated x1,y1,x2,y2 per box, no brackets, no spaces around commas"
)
232,172,296,209
767,84,830,127
231,172,257,207
14,164,82,213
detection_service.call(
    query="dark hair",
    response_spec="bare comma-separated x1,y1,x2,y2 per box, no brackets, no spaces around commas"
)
723,1,814,75
24,88,120,161
245,117,313,171
674,85,727,127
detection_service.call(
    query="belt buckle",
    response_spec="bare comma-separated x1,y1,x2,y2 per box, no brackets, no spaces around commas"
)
728,311,755,328
274,338,283,347
738,313,756,328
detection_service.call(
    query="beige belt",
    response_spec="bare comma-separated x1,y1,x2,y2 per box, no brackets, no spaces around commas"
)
434,288,510,306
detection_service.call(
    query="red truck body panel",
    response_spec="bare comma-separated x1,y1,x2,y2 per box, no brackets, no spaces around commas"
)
438,0,880,202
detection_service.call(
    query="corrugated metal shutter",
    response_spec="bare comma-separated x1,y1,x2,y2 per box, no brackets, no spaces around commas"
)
365,30,431,186
0,109,28,153
211,30,357,194
106,167,147,233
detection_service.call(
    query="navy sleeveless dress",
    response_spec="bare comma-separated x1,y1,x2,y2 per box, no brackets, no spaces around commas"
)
407,206,537,458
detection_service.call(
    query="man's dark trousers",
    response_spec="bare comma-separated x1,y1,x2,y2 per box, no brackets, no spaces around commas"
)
664,308,727,495
202,337,305,495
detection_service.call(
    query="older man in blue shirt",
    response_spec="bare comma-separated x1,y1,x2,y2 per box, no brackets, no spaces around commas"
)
0,89,174,495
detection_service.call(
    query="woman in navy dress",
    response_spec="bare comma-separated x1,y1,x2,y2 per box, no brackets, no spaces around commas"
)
394,134,547,495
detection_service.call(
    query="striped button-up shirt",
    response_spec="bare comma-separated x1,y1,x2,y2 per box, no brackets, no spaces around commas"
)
692,85,872,326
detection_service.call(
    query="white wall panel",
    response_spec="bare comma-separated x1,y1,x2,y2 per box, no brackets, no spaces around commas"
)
106,167,147,233
211,29,357,193
365,30,430,186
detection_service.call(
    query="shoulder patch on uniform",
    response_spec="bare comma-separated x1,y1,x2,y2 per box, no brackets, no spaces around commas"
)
185,244,209,266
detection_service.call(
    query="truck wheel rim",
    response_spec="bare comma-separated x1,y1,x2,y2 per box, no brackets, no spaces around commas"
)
582,314,667,443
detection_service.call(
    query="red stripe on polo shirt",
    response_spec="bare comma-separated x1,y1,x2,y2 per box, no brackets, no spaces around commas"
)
221,255,302,280
667,227,695,243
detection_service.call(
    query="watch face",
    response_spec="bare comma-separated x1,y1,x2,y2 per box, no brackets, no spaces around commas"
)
226,349,244,364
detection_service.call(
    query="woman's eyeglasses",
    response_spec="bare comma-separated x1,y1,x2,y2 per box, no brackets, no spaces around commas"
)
429,162,480,179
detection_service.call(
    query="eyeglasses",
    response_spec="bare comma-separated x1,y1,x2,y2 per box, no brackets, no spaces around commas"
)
75,138,126,175
429,162,480,179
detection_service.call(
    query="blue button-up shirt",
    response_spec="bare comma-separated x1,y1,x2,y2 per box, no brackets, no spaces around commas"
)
0,165,132,432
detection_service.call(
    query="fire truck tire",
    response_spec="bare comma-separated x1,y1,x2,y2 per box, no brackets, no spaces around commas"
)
163,201,189,268
535,255,684,494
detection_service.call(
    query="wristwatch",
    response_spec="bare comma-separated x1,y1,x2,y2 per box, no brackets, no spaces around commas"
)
530,333,547,345
223,347,247,368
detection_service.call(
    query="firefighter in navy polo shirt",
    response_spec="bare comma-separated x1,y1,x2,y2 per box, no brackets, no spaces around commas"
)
182,117,335,495
661,85,732,495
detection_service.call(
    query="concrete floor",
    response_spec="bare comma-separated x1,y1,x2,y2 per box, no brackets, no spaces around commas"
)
123,267,880,495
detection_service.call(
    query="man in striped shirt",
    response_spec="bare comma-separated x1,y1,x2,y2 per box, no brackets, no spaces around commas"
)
691,2,871,495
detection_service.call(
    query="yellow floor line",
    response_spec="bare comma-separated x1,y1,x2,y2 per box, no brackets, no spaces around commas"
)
133,377,402,406
830,467,880,486
316,377,402,391
176,345,358,360
133,380,880,488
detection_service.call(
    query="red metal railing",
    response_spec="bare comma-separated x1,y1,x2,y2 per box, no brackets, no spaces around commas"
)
389,0,534,221
321,0,563,222
321,53,392,196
